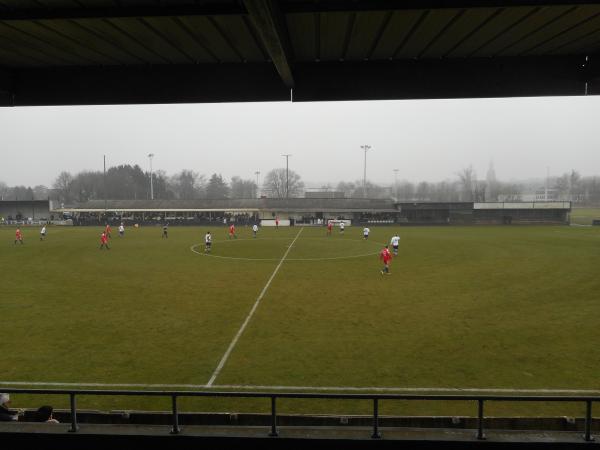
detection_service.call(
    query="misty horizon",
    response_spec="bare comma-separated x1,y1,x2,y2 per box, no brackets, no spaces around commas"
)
1,95,599,188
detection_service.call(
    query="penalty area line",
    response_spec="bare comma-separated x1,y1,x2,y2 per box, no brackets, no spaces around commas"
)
0,381,598,395
205,227,305,387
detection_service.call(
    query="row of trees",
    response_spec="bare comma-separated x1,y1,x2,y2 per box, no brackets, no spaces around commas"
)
0,182,49,201
324,166,600,204
49,165,305,203
2,165,600,205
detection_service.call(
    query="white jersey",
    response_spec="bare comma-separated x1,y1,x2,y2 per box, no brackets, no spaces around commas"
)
340,222,345,230
40,226,46,234
252,225,258,232
205,233,212,244
363,227,370,235
391,236,400,247
118,225,125,233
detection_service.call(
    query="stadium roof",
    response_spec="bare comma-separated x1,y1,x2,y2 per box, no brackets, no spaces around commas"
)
1,0,599,106
61,198,399,212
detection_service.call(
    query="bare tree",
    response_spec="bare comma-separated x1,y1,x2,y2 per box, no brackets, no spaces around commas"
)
0,181,9,200
263,168,304,198
416,181,430,200
171,170,203,199
230,176,257,198
555,174,570,200
33,185,49,200
336,181,357,197
53,171,75,203
457,165,476,202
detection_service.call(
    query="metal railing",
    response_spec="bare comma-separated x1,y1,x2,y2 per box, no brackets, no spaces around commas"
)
1,388,597,441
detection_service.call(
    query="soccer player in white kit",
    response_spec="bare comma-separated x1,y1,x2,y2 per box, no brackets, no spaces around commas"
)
339,222,345,234
40,225,46,241
252,223,258,238
363,227,370,240
390,233,400,256
205,231,212,253
118,223,125,237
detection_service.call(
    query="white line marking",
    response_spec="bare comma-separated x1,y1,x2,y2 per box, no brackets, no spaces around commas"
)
0,381,598,395
190,237,385,262
205,227,305,387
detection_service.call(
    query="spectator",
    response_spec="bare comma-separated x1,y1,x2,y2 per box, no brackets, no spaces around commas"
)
0,393,24,421
36,405,59,423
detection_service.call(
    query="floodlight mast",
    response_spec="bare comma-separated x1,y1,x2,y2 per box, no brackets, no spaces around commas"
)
148,153,154,200
103,155,107,212
361,145,371,198
255,171,260,198
282,154,292,198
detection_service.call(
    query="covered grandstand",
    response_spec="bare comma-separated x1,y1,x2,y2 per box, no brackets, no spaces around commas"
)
55,199,571,226
0,200,52,223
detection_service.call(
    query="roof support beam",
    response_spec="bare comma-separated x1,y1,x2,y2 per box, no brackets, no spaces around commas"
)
1,1,597,21
243,0,295,88
0,4,246,21
284,0,600,13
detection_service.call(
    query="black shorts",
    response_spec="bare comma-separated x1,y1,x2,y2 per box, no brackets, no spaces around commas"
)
206,242,212,247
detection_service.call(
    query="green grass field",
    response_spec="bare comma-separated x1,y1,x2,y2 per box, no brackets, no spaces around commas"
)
2,223,600,417
570,207,600,225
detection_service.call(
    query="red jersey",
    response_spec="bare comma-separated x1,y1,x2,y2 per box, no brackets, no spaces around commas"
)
380,248,392,264
105,225,111,233
327,223,332,230
101,233,108,243
15,230,22,238
229,225,235,234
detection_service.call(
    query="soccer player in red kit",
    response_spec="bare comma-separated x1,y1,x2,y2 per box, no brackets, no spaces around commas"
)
100,231,110,250
380,245,392,275
275,216,279,229
326,221,333,236
14,228,23,245
228,223,236,239
105,223,112,239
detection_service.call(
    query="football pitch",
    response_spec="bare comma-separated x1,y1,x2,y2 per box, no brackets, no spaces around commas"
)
2,224,600,417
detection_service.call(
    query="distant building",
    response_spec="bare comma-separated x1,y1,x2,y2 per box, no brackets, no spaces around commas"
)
304,191,345,199
535,187,558,201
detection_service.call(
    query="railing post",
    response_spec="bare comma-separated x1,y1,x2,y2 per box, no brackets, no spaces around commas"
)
170,395,180,434
269,396,278,437
585,400,594,442
372,398,381,439
477,399,486,440
68,393,78,433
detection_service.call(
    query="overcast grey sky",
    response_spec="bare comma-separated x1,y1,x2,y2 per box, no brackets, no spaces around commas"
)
0,96,599,188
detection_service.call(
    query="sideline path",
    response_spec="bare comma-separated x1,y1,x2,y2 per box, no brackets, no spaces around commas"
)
205,227,304,387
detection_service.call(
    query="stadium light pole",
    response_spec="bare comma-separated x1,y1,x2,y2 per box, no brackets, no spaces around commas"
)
255,170,260,198
393,168,399,200
282,154,292,198
361,145,371,198
148,153,154,200
103,155,107,212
